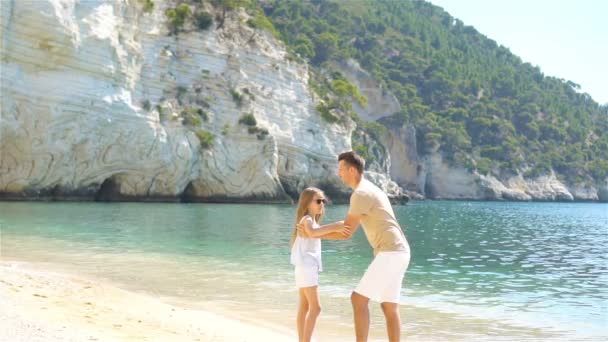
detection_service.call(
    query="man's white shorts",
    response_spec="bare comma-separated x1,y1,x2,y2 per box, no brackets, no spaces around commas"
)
295,266,319,288
354,251,410,303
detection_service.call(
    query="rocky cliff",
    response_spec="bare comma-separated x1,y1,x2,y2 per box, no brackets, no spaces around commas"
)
381,120,607,202
1,1,605,203
0,0,364,203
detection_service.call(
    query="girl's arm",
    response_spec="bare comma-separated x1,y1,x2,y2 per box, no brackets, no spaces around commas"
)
317,214,360,240
302,220,349,238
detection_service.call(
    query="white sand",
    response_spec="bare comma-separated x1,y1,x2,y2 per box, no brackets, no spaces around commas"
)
0,261,295,342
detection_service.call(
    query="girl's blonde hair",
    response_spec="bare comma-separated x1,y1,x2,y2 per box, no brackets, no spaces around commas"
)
290,187,325,247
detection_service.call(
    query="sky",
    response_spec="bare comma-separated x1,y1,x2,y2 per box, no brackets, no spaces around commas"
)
429,0,608,105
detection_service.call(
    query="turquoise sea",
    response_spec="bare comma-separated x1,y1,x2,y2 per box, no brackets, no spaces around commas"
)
1,201,606,341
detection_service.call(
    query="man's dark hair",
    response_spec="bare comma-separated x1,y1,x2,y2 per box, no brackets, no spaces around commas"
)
338,151,365,174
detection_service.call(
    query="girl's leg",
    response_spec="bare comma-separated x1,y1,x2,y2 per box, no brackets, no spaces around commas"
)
297,288,309,342
301,286,321,342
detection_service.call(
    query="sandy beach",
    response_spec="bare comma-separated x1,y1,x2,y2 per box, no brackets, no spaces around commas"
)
0,261,295,342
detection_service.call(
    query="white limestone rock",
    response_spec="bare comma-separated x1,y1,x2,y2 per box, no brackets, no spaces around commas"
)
0,0,355,202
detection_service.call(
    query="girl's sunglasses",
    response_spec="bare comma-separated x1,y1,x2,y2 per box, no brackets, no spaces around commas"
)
315,199,327,205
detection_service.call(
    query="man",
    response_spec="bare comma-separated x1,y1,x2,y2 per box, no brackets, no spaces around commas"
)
299,151,411,342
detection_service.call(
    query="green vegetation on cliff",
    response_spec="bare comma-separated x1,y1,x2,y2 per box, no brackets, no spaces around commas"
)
256,0,606,183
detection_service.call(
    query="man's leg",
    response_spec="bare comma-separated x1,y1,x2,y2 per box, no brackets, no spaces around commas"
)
351,291,370,342
381,302,401,342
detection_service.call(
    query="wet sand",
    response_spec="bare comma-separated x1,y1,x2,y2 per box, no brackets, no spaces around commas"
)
0,261,294,342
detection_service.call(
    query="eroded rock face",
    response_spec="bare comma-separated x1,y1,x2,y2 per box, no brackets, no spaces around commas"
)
384,123,420,193
419,154,482,200
569,185,600,201
331,59,401,122
185,134,290,202
384,121,602,201
598,180,608,203
0,0,364,202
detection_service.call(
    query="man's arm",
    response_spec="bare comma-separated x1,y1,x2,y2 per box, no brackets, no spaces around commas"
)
300,214,362,240
305,220,347,237
316,231,350,240
299,220,348,238
343,213,362,237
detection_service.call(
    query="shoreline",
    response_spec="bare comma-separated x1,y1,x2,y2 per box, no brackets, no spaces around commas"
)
0,260,295,342
1,257,596,341
0,196,606,204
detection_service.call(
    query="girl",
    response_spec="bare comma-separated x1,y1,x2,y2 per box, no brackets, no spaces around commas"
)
290,187,348,342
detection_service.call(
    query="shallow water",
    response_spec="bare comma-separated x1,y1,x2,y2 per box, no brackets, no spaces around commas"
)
1,201,606,341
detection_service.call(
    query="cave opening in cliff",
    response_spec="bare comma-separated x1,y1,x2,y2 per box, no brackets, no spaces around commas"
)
424,174,435,199
50,184,63,199
95,177,121,201
180,182,196,203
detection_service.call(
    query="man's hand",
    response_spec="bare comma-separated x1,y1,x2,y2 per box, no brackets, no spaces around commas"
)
336,224,352,237
296,222,311,238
